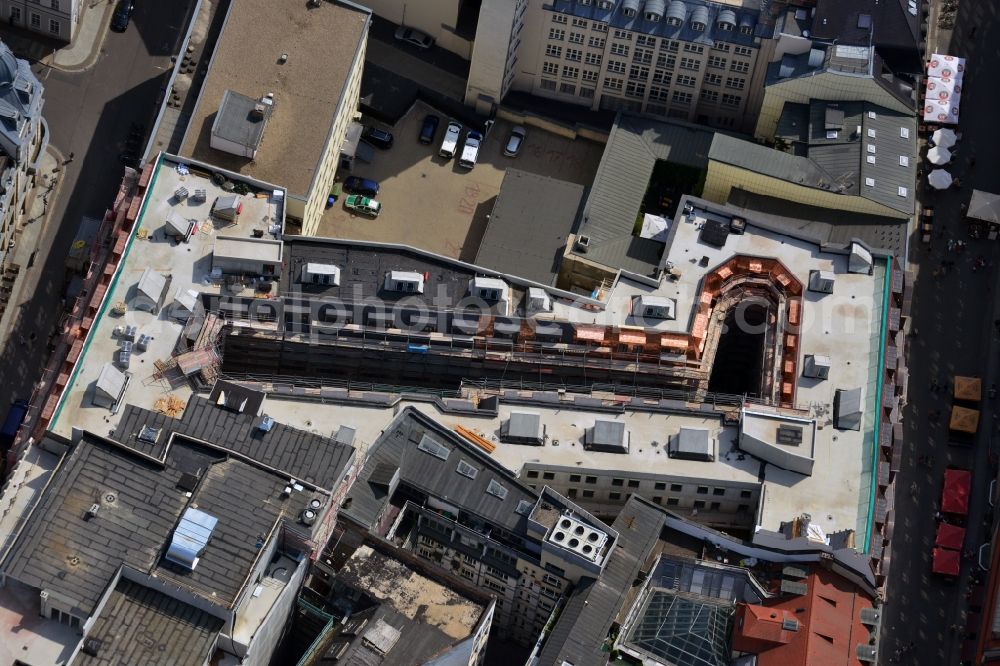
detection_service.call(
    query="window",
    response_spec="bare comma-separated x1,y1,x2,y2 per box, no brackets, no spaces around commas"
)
680,57,700,70
627,479,640,488
10,7,20,22
713,41,731,52
676,74,696,87
540,79,556,90
552,13,567,23
566,48,582,61
583,489,595,498
654,482,667,491
734,46,753,57
542,62,559,75
636,35,656,47
721,93,741,107
730,60,749,73
562,65,579,78
649,86,669,101
30,12,40,28
738,503,750,512
609,492,622,500
899,155,909,166
589,36,605,48
559,82,576,94
629,65,649,80
582,70,599,82
652,69,671,84
542,472,555,480
694,500,706,509
612,478,624,487
549,28,565,40
700,89,718,102
726,76,746,90
740,490,752,498
611,43,629,57
684,43,704,54
625,80,646,96
667,497,679,506
48,19,60,35
585,52,602,65
484,579,506,593
708,55,726,69
573,18,588,28
712,488,726,496
670,483,683,492
633,48,653,64
607,59,626,74
656,53,676,69
653,496,663,504
567,488,578,498
710,502,722,510
586,476,598,484
569,474,582,483
569,32,585,44
614,29,632,40
696,486,709,495
900,126,910,138
705,73,722,85
592,22,608,32
665,40,679,52
546,44,563,57
897,186,908,197
52,0,60,10
672,91,692,104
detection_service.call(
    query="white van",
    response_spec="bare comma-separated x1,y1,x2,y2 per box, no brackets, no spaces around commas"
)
439,121,462,158
458,131,482,169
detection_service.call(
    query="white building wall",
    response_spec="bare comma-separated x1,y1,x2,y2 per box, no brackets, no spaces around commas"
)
464,0,525,114
239,556,309,666
0,0,78,42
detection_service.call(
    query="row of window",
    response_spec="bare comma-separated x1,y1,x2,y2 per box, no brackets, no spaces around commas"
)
10,8,61,34
526,470,754,498
552,14,591,29
561,486,751,511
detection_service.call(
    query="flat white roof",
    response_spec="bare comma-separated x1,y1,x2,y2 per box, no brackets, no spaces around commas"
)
213,236,282,263
304,263,339,275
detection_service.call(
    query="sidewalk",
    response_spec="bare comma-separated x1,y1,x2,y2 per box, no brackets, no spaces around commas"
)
0,145,65,348
0,0,113,72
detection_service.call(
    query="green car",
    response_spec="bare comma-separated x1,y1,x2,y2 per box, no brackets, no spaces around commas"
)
345,194,381,217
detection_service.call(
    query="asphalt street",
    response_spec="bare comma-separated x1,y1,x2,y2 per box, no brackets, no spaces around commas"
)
879,2,1000,664
0,1,196,413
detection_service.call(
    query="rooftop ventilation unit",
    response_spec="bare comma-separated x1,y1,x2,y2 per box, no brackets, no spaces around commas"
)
575,235,590,253
808,270,835,294
803,354,831,380
515,499,535,515
138,425,161,444
634,295,676,320
165,508,218,570
585,419,629,453
384,270,425,294
526,287,552,313
301,263,340,286
301,508,318,526
501,411,544,445
470,276,507,302
548,511,609,562
256,415,275,432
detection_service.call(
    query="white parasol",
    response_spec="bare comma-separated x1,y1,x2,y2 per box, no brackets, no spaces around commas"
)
927,146,952,165
928,169,954,190
932,128,958,149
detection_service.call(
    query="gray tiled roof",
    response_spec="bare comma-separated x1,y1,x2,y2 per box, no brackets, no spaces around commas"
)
576,114,715,275
72,579,224,666
114,394,354,490
536,496,666,666
2,424,324,614
341,408,537,534
475,169,586,286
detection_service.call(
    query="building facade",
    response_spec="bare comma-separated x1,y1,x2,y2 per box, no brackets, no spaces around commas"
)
509,0,771,133
0,41,45,269
0,0,78,43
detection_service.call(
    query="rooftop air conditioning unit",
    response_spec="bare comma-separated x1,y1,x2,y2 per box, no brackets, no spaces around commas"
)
301,509,318,526
575,235,590,253
548,511,609,562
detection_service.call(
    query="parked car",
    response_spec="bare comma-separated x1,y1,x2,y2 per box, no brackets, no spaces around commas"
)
342,176,380,197
439,121,462,158
394,26,434,49
345,194,381,217
419,114,440,144
110,0,135,31
362,126,394,149
503,126,527,157
459,131,483,170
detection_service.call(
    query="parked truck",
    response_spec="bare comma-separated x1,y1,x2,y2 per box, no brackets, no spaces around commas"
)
459,131,482,170
439,121,462,159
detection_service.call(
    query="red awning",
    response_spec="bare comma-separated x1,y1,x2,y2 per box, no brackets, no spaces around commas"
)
942,469,972,515
935,522,967,550
932,547,961,575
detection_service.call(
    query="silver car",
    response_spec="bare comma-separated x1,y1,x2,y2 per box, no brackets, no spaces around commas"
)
504,126,526,157
394,26,434,49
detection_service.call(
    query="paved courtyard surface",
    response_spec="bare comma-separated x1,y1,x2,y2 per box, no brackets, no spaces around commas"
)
316,101,604,262
878,2,1000,663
